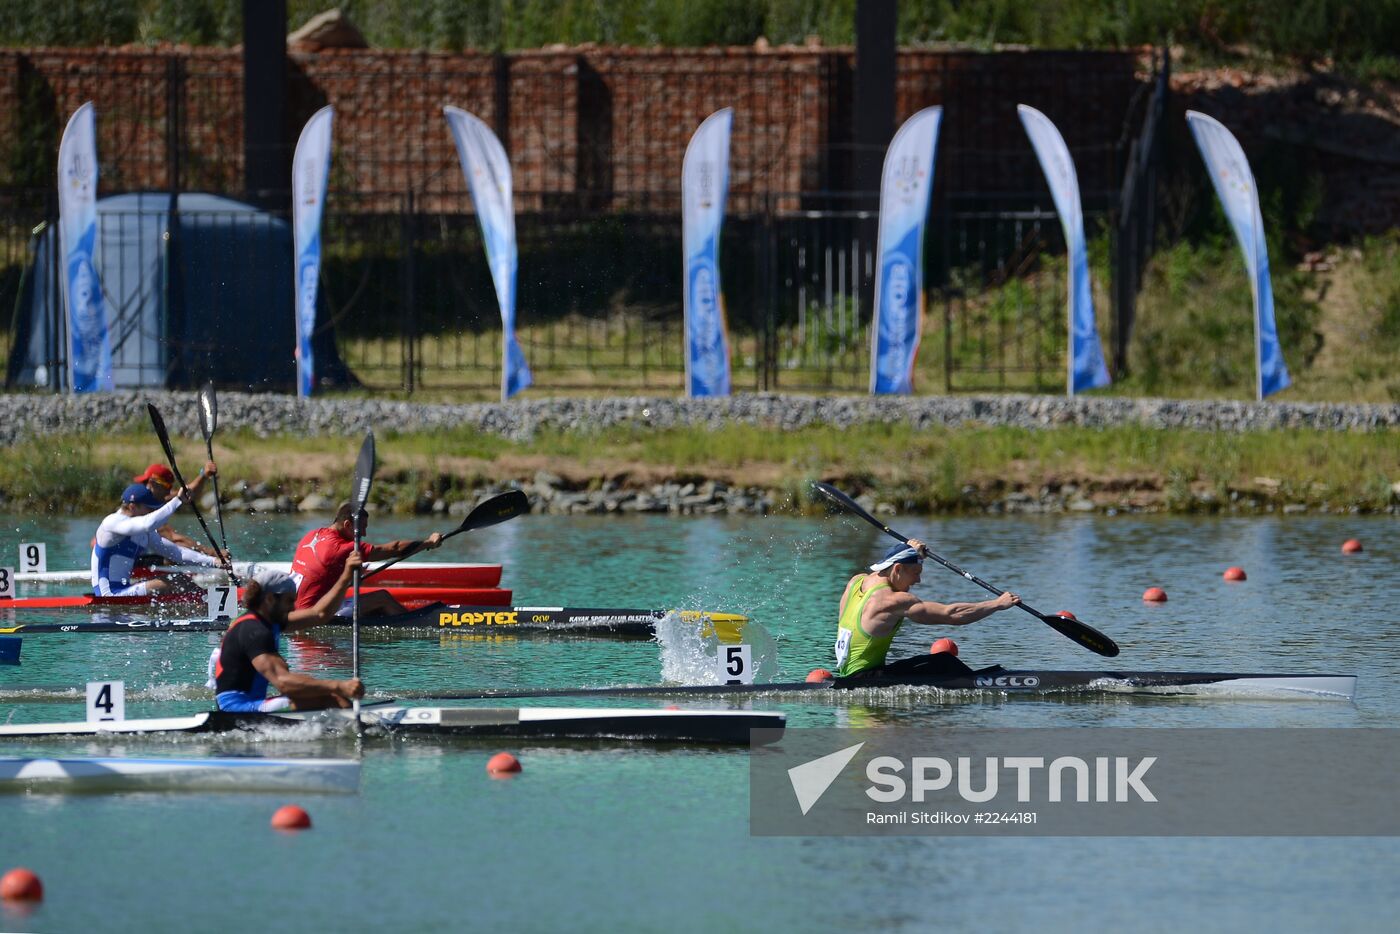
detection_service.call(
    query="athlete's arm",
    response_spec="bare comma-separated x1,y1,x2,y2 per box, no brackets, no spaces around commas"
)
184,461,217,498
250,651,363,701
285,552,364,631
904,592,1020,626
99,497,183,542
157,525,221,558
372,532,445,559
147,532,220,568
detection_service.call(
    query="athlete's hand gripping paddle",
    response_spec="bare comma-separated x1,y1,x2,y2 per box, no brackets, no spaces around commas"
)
147,403,239,585
812,482,1120,657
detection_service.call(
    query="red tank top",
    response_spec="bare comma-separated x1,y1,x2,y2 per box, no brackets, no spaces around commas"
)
288,527,376,610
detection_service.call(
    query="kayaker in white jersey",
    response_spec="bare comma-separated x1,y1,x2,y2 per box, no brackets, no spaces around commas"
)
91,483,227,596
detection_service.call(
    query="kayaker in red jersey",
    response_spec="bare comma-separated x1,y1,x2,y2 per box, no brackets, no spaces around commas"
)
289,501,444,617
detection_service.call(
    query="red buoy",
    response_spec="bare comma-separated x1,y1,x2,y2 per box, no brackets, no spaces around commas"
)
1342,539,1363,554
805,668,834,683
1223,566,1247,582
1056,611,1078,620
487,752,522,776
0,868,43,902
928,638,959,656
270,805,312,831
1143,587,1168,602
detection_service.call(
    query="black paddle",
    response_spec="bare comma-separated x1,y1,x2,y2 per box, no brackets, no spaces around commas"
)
196,383,231,557
146,402,238,584
361,489,530,582
812,481,1120,657
349,431,376,724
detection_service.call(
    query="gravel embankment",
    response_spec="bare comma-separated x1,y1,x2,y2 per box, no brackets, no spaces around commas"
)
4,391,1395,516
2,391,1398,445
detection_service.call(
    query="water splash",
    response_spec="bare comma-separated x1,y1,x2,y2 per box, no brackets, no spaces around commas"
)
654,611,779,684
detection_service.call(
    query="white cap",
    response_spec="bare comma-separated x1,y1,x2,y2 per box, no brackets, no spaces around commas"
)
869,545,923,573
247,564,297,595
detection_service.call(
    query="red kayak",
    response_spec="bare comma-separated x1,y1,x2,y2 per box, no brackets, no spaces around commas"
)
0,585,512,612
18,562,504,589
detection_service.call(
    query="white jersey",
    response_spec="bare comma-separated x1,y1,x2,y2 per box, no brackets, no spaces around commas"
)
91,497,216,593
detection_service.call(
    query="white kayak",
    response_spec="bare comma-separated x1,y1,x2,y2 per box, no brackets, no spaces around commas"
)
0,755,361,793
0,705,785,745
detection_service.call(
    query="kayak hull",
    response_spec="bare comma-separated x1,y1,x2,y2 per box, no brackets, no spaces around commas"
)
0,585,511,612
1,605,746,638
0,706,786,746
0,755,360,793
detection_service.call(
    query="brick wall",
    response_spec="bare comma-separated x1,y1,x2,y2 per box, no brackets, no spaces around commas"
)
0,45,1141,214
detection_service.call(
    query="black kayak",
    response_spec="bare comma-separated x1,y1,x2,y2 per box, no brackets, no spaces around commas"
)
0,605,747,639
403,665,1357,702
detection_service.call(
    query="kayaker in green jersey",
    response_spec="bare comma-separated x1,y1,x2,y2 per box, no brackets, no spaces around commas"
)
834,541,1020,678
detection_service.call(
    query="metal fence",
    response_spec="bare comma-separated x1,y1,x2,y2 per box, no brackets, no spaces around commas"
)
0,47,1165,396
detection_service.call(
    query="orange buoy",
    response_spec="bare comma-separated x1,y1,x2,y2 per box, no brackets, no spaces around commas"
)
487,752,522,776
928,638,959,656
270,805,312,831
1056,611,1078,620
1223,566,1247,582
0,868,43,902
1143,587,1168,603
1342,539,1363,554
806,668,834,682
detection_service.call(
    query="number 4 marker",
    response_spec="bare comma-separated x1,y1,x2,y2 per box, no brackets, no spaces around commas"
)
86,680,125,722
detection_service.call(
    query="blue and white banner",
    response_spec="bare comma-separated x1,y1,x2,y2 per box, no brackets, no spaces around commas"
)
681,108,733,398
292,105,333,397
57,101,112,393
444,106,532,400
1187,110,1290,399
1018,104,1111,395
871,107,941,394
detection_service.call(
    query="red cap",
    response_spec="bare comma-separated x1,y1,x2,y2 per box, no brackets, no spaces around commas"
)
133,463,174,485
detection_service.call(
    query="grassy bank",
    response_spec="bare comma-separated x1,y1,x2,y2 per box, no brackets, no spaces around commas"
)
3,423,1395,516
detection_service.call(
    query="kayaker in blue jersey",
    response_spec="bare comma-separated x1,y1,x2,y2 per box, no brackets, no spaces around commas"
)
835,541,1021,678
210,559,366,713
90,483,228,596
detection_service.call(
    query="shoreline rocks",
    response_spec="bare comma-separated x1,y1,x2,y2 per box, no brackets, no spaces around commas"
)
1,390,1398,447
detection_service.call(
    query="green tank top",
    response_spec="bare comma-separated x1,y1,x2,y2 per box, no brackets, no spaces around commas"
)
835,576,896,676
